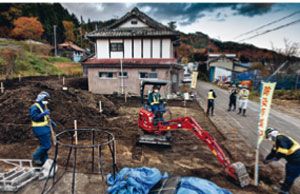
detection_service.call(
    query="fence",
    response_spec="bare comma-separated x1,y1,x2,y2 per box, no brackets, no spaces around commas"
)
252,74,300,90
234,71,300,90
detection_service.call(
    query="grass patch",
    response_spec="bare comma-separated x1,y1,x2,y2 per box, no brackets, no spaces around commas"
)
14,52,62,76
53,62,82,76
46,56,72,63
0,39,69,77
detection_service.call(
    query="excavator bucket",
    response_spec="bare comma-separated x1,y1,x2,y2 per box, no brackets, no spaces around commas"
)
230,162,250,187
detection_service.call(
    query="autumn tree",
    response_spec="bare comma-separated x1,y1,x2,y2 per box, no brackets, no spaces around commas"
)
63,20,76,42
10,17,44,40
176,43,194,60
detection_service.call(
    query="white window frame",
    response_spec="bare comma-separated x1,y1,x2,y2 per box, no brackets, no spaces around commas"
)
118,72,128,78
139,72,158,80
98,72,117,79
110,42,124,52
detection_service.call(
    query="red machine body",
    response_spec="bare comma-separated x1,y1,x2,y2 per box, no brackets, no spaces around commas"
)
137,79,249,187
138,107,243,183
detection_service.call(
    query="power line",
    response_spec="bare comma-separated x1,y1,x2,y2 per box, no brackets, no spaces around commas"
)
234,10,300,39
238,18,300,42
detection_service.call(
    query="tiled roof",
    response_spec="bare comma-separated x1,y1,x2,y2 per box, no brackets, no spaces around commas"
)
87,7,179,39
87,28,178,38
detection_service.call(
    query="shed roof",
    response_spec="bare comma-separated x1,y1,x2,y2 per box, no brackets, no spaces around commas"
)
58,41,85,52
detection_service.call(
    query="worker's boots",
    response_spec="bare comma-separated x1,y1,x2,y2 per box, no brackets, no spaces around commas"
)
237,108,242,114
242,109,246,117
32,159,43,167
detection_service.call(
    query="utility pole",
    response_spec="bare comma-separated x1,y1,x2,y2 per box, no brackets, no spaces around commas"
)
296,71,300,90
53,25,57,57
120,59,124,94
80,27,83,48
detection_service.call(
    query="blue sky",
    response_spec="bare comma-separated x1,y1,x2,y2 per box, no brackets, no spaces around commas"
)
62,3,300,52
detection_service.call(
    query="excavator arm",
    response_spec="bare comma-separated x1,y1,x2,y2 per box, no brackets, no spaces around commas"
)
156,116,250,187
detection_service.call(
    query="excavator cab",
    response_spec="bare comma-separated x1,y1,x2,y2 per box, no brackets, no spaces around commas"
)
140,79,168,107
140,79,169,124
138,79,172,145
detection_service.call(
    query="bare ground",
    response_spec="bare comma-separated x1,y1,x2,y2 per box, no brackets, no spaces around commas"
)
0,77,282,193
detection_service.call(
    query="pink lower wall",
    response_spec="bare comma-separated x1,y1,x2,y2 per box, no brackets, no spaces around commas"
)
87,67,181,96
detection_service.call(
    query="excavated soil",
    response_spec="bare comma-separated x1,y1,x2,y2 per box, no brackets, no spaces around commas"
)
0,76,116,143
0,77,281,193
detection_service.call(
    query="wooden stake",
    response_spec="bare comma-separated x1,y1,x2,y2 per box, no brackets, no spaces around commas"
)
184,100,187,116
63,76,65,86
18,74,21,82
254,147,260,186
99,101,103,113
125,92,127,103
74,120,78,145
0,82,4,94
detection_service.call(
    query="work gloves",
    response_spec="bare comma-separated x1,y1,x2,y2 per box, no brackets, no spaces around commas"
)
36,110,50,120
263,157,279,164
40,109,50,117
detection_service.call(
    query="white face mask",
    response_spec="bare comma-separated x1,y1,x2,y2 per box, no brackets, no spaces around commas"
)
154,89,159,93
42,100,48,105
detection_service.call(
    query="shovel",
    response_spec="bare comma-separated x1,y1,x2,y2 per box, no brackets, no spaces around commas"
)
44,103,57,146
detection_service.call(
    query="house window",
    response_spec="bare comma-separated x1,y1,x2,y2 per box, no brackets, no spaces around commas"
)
118,72,128,78
99,72,114,78
110,43,123,52
131,20,138,25
139,72,158,79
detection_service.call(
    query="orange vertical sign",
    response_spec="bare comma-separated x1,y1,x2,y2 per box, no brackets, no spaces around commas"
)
257,82,276,146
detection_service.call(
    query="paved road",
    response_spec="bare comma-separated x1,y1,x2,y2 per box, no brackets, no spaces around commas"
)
196,81,300,157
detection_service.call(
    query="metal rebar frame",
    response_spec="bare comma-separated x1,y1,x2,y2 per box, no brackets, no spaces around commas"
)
0,159,41,192
41,128,117,194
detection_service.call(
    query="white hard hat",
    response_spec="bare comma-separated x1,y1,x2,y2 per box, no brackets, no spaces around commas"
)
36,91,50,102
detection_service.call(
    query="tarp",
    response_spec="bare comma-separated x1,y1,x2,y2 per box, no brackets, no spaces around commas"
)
107,168,232,194
235,70,258,81
107,167,167,194
177,177,232,194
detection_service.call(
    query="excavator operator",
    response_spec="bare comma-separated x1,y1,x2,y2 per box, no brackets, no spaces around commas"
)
148,85,165,123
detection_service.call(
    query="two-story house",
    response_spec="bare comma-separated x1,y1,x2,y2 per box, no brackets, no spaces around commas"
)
81,7,182,95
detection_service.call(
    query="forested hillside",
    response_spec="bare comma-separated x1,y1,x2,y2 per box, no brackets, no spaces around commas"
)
176,31,300,73
0,3,80,43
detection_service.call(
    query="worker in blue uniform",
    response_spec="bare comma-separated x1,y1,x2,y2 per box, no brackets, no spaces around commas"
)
29,91,56,166
264,127,300,194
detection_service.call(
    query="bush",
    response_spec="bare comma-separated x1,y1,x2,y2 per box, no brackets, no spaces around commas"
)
0,47,21,78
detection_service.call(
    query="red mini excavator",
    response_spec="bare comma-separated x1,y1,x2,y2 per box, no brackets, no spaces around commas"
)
138,80,250,187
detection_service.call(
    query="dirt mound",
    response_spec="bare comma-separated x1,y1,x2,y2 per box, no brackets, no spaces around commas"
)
0,78,118,143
